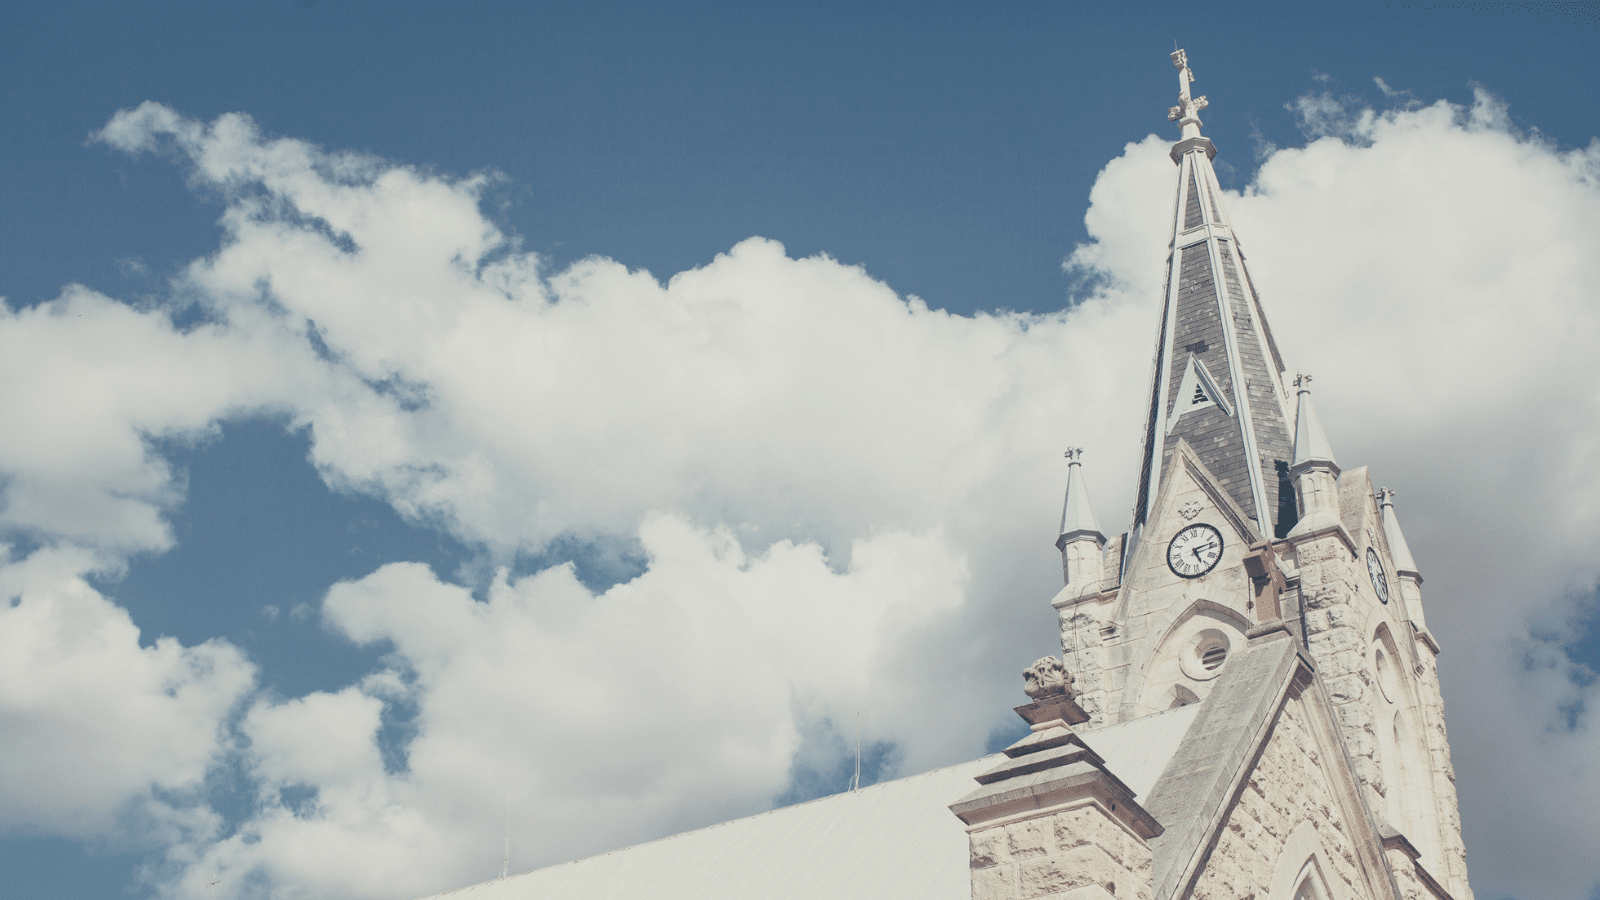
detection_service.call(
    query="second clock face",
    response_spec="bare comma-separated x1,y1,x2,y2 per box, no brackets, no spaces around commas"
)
1168,523,1224,578
1367,547,1390,604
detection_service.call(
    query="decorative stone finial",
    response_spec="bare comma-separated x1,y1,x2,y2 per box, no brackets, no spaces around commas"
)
1023,656,1075,700
1064,447,1083,463
1167,48,1208,137
1294,372,1313,390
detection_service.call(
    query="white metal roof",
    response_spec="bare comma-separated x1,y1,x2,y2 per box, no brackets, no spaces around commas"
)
414,704,1202,900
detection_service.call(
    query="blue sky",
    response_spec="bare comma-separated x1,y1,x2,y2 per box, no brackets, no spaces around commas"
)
2,3,1598,900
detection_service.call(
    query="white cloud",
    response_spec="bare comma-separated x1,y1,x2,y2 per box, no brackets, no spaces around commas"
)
0,86,1595,900
0,545,253,843
162,516,971,898
0,283,338,559
1228,93,1600,900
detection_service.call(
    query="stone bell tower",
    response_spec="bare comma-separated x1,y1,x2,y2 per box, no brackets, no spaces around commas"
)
1047,49,1473,900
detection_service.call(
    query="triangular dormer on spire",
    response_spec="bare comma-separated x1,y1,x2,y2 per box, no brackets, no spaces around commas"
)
1131,49,1295,541
1056,448,1107,590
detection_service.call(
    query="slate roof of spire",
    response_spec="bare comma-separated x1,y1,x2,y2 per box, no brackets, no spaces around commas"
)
1132,54,1294,537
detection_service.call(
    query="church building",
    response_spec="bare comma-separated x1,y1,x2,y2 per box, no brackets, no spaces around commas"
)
416,51,1473,900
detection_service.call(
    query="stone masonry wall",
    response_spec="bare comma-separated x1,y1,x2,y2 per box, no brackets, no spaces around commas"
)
1061,603,1112,727
1189,697,1373,900
1297,531,1473,900
1411,631,1472,900
969,801,1153,900
1294,534,1385,796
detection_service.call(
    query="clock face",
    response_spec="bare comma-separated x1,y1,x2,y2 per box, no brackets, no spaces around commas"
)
1168,523,1224,578
1367,547,1390,604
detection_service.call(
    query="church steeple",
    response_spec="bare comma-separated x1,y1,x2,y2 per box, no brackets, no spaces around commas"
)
1039,52,1474,900
1131,49,1295,539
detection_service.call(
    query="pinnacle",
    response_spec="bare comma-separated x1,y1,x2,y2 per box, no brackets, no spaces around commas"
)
1291,376,1338,470
1058,449,1104,547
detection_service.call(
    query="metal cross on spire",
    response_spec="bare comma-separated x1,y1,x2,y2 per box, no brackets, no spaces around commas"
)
1167,48,1208,139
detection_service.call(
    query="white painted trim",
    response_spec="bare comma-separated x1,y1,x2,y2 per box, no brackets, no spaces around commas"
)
1177,224,1232,246
1203,161,1294,435
1195,157,1271,531
1139,152,1194,528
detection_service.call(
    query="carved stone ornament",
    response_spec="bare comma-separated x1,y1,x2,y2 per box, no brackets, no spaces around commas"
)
1179,499,1204,521
1022,656,1076,700
1167,94,1208,123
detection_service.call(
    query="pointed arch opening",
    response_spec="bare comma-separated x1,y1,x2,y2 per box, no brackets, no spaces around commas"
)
1129,600,1249,717
1268,821,1340,900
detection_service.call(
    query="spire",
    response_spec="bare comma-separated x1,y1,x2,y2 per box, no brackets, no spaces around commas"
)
1378,487,1421,580
1290,374,1337,470
1132,49,1296,538
1057,448,1104,547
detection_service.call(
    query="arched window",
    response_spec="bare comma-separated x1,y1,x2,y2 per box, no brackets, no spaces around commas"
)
1291,860,1330,900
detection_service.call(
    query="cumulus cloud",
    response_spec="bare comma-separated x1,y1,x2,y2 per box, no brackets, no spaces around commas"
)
0,285,334,559
0,545,253,843
165,516,971,898
2,86,1597,900
1234,89,1600,900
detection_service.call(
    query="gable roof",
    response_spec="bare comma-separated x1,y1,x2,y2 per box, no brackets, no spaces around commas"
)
1142,630,1308,900
413,706,1203,900
410,633,1400,900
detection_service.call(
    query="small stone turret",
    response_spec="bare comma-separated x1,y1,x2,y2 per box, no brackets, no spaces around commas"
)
1379,487,1436,647
1286,376,1342,539
1056,449,1107,592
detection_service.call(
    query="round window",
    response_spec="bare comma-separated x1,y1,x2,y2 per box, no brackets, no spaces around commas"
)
1179,628,1231,681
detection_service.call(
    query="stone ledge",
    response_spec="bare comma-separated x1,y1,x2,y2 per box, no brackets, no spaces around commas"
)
1169,136,1217,164
1412,624,1442,655
1015,695,1091,729
980,739,1103,784
1382,827,1457,900
951,761,1163,839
